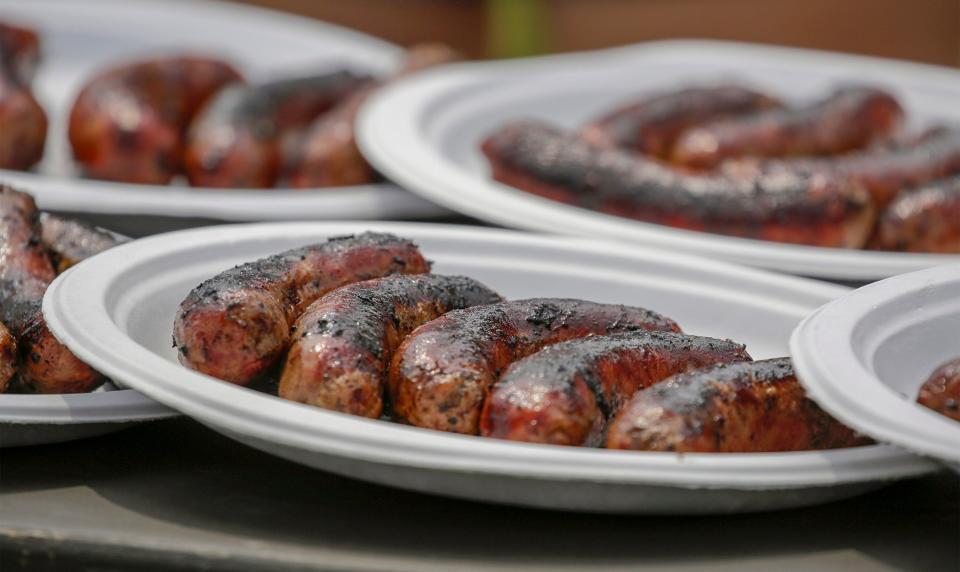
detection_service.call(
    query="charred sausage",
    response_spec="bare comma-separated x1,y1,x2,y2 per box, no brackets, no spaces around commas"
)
483,121,876,248
173,232,430,386
184,71,371,188
868,174,960,253
285,43,461,188
579,86,781,159
0,320,15,393
69,56,242,184
480,331,752,446
39,213,127,272
917,357,960,422
279,274,502,417
606,358,870,452
671,86,904,169
0,185,103,393
0,21,40,85
389,298,681,434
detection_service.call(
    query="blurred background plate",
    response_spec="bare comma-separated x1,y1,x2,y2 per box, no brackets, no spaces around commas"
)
0,0,449,233
358,40,960,282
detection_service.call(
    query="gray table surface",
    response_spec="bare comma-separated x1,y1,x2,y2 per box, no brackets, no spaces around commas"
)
1,418,958,572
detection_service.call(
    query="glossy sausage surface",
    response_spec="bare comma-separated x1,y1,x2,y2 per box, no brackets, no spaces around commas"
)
280,274,503,417
483,121,876,248
606,358,870,452
39,213,126,272
868,174,960,253
917,357,960,422
480,331,751,446
0,70,46,170
174,232,430,386
389,298,681,434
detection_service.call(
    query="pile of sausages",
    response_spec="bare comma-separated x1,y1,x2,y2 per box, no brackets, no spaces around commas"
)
68,44,459,188
172,232,874,452
483,85,960,253
0,185,124,393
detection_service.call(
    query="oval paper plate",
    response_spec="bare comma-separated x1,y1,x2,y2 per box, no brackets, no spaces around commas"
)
42,223,935,513
0,0,447,221
358,39,960,281
792,263,960,472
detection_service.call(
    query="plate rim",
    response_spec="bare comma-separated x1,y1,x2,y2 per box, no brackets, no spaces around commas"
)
356,38,960,280
42,221,937,489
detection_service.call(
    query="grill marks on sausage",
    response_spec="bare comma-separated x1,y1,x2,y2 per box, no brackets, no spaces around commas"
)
483,121,876,248
606,358,870,452
917,357,960,422
389,298,681,434
480,331,752,446
580,85,781,159
279,274,503,417
0,185,104,393
173,232,430,386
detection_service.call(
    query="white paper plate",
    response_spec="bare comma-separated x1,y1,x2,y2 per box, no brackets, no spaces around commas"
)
42,222,935,513
0,0,447,221
791,263,960,472
358,40,960,281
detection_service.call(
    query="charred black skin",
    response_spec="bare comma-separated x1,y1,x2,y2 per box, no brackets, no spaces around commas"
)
39,213,126,272
484,121,875,248
279,274,503,417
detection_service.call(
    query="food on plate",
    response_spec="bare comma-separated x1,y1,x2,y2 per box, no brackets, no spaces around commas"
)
184,70,372,188
606,358,871,452
480,331,751,446
39,213,127,272
868,174,960,253
483,121,876,248
286,43,462,188
579,85,781,159
0,320,15,393
68,56,244,184
670,86,903,169
0,20,46,171
916,357,960,422
389,298,681,434
0,185,104,393
279,274,502,417
173,232,429,386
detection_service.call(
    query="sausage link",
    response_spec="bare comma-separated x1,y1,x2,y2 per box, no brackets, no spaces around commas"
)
285,43,461,188
0,320,15,393
917,357,960,422
68,56,243,184
606,358,870,452
867,174,960,253
671,86,903,169
579,86,781,158
173,232,430,386
280,274,503,417
389,298,681,434
483,121,876,248
0,21,40,86
39,213,127,272
184,71,371,188
0,185,103,393
480,331,751,446
0,70,47,171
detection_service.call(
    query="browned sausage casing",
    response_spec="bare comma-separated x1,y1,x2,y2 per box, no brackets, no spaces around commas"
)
483,121,876,248
0,70,47,171
917,357,960,422
0,320,15,393
39,213,127,273
868,174,960,253
285,43,461,188
69,56,243,184
280,274,503,417
184,71,371,188
173,232,430,386
389,298,681,434
607,358,870,452
0,21,40,85
480,331,752,446
0,185,103,393
671,86,904,169
579,86,781,158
